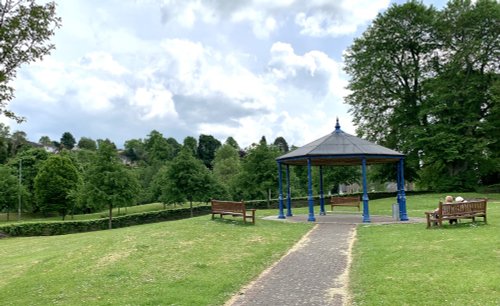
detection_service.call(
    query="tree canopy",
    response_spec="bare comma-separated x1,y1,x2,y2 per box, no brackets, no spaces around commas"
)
34,154,79,219
0,0,61,122
344,0,499,191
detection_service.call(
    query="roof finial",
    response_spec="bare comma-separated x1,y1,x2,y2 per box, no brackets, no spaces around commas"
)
335,117,341,133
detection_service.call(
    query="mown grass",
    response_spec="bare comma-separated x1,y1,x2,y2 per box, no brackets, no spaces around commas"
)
350,196,500,305
0,212,313,305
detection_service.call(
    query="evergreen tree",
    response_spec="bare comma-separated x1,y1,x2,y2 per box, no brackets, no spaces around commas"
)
60,132,76,150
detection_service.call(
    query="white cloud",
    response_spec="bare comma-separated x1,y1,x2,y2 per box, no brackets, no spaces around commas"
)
159,0,390,38
131,86,178,120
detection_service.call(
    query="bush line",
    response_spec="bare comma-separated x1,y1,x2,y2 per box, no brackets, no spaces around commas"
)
0,206,211,237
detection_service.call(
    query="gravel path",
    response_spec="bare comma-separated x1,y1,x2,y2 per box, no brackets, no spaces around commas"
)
226,214,424,306
227,223,357,306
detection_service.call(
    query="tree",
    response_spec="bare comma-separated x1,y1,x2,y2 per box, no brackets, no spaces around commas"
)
10,130,28,156
234,141,280,200
213,144,241,195
124,138,146,162
273,136,289,153
7,147,49,212
84,140,139,229
225,137,239,150
144,130,175,163
34,155,79,219
38,136,52,146
0,123,10,163
0,0,61,122
197,134,221,169
60,132,76,150
344,0,499,191
0,165,25,220
182,136,197,157
77,137,97,151
154,148,221,215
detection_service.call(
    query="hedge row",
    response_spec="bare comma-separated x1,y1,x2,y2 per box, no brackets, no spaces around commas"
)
0,206,211,238
247,191,430,209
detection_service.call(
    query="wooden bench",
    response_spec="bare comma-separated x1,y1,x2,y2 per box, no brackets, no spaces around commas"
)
330,196,361,211
211,200,256,224
425,199,487,228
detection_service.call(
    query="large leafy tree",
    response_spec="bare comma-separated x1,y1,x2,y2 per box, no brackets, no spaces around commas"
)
7,147,49,212
197,134,221,169
77,137,97,151
60,132,76,150
344,0,499,191
144,130,176,163
0,165,25,220
154,148,222,215
84,140,139,229
0,0,61,122
234,141,280,200
0,123,10,163
213,144,241,196
344,1,437,183
34,154,79,219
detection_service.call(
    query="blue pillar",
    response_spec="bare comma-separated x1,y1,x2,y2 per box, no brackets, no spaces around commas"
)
277,162,285,219
319,166,326,215
396,162,402,208
399,159,409,221
361,157,371,223
307,158,316,222
286,165,293,217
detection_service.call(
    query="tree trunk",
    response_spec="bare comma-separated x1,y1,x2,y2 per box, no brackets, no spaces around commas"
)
190,200,193,218
109,204,113,230
6,211,9,221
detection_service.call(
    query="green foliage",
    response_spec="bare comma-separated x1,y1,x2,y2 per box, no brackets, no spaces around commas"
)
34,155,80,219
0,165,26,220
225,136,240,150
144,130,176,162
0,206,211,237
84,140,140,228
0,123,10,163
60,132,76,150
77,137,96,150
182,136,198,156
155,149,222,205
235,142,280,200
0,0,61,122
38,135,52,146
273,136,289,153
213,144,241,195
197,134,221,169
344,0,500,190
7,148,49,212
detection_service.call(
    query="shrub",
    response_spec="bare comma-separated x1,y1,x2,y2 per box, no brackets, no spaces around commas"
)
0,206,211,237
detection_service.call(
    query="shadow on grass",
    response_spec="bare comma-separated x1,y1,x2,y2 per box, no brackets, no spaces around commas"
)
428,220,488,230
210,217,256,226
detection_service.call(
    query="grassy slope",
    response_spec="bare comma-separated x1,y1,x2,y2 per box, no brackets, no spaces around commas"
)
0,213,312,305
350,194,500,305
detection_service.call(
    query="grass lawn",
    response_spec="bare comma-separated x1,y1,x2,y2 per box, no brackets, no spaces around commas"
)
350,194,500,305
0,212,312,305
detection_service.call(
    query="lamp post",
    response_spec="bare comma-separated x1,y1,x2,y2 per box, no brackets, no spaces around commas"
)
18,158,22,221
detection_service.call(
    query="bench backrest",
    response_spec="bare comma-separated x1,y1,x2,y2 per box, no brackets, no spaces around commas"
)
211,200,246,213
440,199,487,216
331,196,360,204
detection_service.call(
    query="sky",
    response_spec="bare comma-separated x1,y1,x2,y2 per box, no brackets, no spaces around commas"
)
4,0,448,149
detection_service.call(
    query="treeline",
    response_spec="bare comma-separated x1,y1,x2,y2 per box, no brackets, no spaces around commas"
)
0,125,359,221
